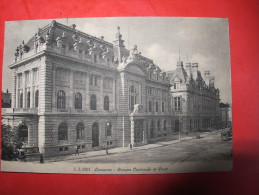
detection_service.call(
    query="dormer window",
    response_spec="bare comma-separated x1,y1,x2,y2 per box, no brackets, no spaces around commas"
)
174,82,180,90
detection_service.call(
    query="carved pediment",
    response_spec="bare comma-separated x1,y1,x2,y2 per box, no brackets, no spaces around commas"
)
126,64,145,76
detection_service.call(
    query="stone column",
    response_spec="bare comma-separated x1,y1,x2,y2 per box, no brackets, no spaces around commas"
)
130,117,135,146
22,72,26,108
69,70,74,109
15,73,19,108
112,79,116,110
52,66,56,109
30,70,34,108
99,77,104,111
85,74,90,110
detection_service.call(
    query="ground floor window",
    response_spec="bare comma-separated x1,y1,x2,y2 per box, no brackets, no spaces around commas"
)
58,122,68,140
18,125,28,142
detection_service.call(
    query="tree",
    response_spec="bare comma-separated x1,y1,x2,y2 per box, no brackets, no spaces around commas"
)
1,124,23,160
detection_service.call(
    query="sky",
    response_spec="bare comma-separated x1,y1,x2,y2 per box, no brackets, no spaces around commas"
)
2,17,232,104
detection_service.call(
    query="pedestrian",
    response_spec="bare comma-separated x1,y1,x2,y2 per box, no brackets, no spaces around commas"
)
40,154,44,164
129,143,132,150
106,146,109,155
75,146,79,156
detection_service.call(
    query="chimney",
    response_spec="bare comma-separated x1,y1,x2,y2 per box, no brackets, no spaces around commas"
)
185,62,192,77
209,76,215,87
204,71,210,85
191,63,198,80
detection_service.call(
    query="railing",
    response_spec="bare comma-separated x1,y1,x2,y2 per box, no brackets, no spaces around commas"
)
2,108,38,114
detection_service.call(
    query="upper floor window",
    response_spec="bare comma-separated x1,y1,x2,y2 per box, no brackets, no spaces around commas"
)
18,74,22,89
106,122,112,136
90,75,98,86
90,94,97,110
57,90,66,109
129,85,137,111
76,122,84,139
56,68,70,82
35,90,39,108
174,97,181,111
162,102,165,112
27,92,30,108
156,102,159,112
58,122,68,140
174,82,180,90
25,71,30,84
75,92,82,109
33,69,39,82
148,101,152,112
157,120,160,131
104,95,109,111
74,72,84,85
19,93,23,108
147,87,152,95
103,78,113,90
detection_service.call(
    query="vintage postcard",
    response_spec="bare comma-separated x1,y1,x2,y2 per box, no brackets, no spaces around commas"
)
1,17,232,174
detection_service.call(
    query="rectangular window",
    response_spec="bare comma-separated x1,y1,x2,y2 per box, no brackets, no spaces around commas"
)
64,147,68,151
162,102,165,112
82,145,85,149
25,72,30,83
59,147,64,152
174,97,181,111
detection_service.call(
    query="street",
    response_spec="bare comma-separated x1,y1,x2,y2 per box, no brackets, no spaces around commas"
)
61,131,232,164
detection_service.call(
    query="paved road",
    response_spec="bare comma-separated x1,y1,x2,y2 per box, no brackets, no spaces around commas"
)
69,131,232,164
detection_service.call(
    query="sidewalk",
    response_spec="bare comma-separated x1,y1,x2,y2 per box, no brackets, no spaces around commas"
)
44,130,221,163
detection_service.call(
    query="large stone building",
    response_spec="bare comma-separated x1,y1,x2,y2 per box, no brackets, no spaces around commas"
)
166,60,221,133
2,20,172,156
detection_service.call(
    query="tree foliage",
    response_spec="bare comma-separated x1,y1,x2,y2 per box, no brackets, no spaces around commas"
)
1,124,23,160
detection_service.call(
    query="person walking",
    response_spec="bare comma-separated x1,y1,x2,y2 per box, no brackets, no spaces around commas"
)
129,143,133,150
106,146,109,155
40,154,44,163
75,146,79,156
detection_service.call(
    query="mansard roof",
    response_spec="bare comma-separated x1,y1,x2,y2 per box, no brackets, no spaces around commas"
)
167,64,188,83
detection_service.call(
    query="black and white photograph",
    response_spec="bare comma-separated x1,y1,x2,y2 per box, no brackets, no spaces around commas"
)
1,17,232,174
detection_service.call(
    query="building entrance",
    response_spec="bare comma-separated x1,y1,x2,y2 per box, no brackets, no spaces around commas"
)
134,119,144,143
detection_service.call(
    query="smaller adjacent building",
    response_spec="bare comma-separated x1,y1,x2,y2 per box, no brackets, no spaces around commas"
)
167,60,221,133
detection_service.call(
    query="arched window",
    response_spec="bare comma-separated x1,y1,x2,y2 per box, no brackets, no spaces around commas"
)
58,122,68,140
104,95,109,111
57,90,66,109
20,93,23,108
19,125,28,142
157,120,160,131
35,90,39,108
164,120,167,131
106,122,112,136
129,85,137,111
90,94,97,110
75,92,82,109
27,92,30,108
76,122,84,139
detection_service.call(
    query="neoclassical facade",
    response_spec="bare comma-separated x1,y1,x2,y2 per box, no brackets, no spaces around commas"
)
166,61,221,133
2,21,173,156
